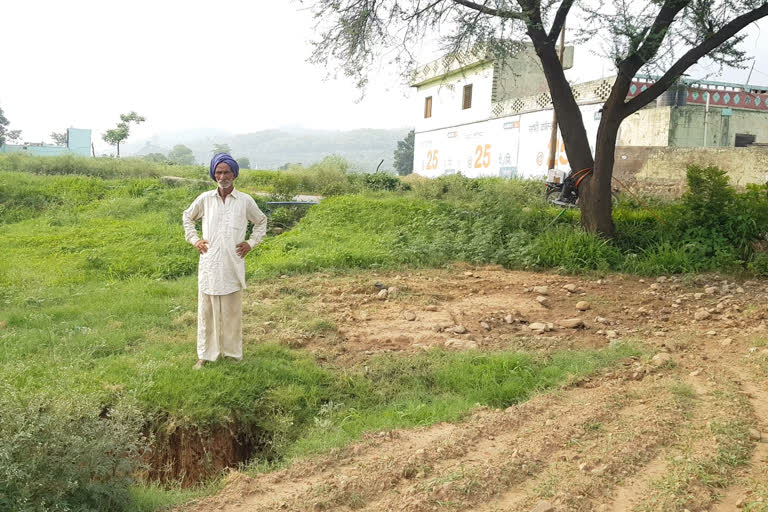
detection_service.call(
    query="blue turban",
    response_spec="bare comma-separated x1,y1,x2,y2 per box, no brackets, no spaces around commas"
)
209,153,240,181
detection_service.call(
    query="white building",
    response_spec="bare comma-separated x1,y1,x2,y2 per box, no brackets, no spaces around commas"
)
410,47,768,179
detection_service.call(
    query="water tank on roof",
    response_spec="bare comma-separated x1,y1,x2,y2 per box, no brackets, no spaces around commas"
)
656,85,688,107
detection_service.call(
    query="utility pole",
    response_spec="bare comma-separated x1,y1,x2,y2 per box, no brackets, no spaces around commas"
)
547,24,566,171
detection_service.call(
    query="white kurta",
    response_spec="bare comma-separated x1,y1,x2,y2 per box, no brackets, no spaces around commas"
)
182,188,267,295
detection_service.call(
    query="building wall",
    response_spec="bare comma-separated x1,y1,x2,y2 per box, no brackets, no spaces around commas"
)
414,62,495,134
618,107,671,146
492,46,574,102
668,106,768,147
414,103,602,179
0,128,91,156
613,146,768,197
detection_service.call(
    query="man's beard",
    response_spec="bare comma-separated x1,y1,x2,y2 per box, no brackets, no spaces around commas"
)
218,180,233,189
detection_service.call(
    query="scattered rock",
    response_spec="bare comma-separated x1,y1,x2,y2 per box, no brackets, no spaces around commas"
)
387,287,399,297
653,331,666,337
705,286,717,295
533,286,549,295
480,321,491,331
559,318,585,329
605,330,618,339
651,353,673,366
452,325,468,334
576,301,591,311
694,293,704,300
444,338,478,350
536,296,550,306
749,428,762,441
694,309,711,321
504,314,514,324
463,271,474,277
529,322,548,333
425,305,439,312
706,330,717,336
656,276,667,283
721,338,733,346
377,289,388,300
736,287,745,294
563,284,577,292
650,283,660,290
595,316,609,324
530,500,554,512
405,311,416,321
689,369,702,377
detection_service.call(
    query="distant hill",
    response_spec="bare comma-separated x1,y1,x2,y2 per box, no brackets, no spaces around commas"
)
125,127,411,172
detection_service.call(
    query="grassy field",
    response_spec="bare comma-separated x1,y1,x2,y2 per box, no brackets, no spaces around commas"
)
1,154,766,511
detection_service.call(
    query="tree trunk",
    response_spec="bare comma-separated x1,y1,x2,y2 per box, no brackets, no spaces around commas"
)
117,141,121,158
580,115,622,237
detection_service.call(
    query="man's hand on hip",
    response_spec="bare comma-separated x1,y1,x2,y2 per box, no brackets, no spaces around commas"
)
194,240,209,254
236,242,251,258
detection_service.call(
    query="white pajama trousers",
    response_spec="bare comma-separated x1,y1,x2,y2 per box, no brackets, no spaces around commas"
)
197,289,243,361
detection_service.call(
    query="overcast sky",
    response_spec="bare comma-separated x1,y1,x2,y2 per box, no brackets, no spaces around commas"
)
2,0,767,153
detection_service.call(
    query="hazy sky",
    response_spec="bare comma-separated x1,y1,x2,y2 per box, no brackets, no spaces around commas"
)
2,0,767,153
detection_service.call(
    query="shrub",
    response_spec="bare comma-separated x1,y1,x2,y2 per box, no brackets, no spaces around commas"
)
524,226,622,272
0,387,145,512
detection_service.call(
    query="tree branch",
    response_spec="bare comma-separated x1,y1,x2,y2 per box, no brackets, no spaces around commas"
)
623,2,768,116
405,0,447,20
548,0,575,42
450,0,528,21
620,0,691,75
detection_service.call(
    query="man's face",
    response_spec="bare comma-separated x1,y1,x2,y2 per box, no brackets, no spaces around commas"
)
214,163,235,189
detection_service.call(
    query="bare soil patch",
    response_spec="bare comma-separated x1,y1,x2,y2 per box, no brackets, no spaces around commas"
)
178,267,768,511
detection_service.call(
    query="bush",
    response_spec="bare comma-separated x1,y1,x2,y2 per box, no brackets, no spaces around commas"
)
0,387,145,512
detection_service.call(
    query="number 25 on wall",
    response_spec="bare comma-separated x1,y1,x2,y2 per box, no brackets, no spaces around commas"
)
426,150,439,170
474,144,491,168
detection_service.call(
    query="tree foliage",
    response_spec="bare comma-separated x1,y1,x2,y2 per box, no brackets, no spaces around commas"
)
50,131,68,146
307,0,768,235
212,143,231,155
102,111,145,157
167,144,196,165
0,106,22,146
238,156,251,169
393,129,415,176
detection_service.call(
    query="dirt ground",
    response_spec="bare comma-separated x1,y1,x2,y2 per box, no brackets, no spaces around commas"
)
177,267,768,512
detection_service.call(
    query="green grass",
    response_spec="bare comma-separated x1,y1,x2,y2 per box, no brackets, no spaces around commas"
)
2,158,766,510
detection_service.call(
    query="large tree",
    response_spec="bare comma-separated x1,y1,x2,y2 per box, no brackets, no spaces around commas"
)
102,111,145,157
0,106,22,146
393,129,415,176
50,131,68,146
307,0,768,236
167,144,196,165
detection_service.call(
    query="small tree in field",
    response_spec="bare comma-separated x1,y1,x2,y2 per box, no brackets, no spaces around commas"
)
102,112,145,157
393,129,415,176
238,156,251,169
307,0,768,236
0,106,22,146
50,131,68,146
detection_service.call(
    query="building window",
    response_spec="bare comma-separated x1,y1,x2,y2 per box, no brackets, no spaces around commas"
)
424,96,433,118
735,133,756,147
462,84,473,109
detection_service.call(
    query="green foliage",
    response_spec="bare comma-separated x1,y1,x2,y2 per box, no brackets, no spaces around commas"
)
393,129,414,176
238,156,251,169
167,144,196,165
0,386,144,512
102,112,146,157
524,226,623,272
50,131,68,146
0,105,22,146
211,143,231,155
142,152,168,164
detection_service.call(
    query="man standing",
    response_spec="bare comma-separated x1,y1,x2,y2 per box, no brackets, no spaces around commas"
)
182,153,267,369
